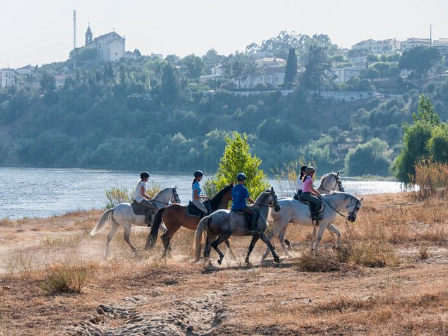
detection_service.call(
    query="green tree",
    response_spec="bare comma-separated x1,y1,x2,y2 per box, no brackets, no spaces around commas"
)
182,54,205,80
206,132,269,199
392,95,441,183
300,45,332,94
399,46,441,83
244,60,263,91
160,63,180,104
284,47,298,88
344,138,391,176
428,124,448,163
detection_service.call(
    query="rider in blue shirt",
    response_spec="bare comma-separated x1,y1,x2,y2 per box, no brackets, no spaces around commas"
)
231,173,259,233
192,170,208,214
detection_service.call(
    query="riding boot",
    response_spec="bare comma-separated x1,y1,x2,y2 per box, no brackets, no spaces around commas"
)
248,214,261,234
145,211,153,226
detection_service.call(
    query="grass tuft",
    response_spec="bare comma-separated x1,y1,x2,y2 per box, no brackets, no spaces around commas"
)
40,261,98,294
296,250,342,272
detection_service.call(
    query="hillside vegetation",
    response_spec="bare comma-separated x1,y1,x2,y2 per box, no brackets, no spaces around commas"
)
1,32,448,176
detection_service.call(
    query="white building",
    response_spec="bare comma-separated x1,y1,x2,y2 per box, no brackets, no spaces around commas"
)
16,65,34,76
0,68,15,87
235,67,286,89
254,57,287,68
347,55,368,66
333,66,364,83
400,38,430,50
85,26,125,62
352,39,400,54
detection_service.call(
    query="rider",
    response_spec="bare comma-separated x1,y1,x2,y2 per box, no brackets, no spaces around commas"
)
133,172,154,225
231,173,259,233
192,170,208,214
300,167,322,220
294,165,308,199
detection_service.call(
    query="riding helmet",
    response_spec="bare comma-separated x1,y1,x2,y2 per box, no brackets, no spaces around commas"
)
236,173,246,181
194,170,204,177
300,165,308,173
305,167,316,174
140,172,150,179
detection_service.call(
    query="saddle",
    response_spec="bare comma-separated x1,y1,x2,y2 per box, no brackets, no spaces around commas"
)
131,201,150,216
231,210,252,224
186,201,212,218
293,193,324,219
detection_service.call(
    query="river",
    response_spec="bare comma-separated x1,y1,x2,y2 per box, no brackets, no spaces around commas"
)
0,167,405,220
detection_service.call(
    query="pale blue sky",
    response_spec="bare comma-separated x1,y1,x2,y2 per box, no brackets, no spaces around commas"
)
2,0,448,68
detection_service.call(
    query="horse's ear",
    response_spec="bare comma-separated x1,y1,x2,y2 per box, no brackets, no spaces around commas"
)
337,172,339,177
360,198,363,202
271,186,274,192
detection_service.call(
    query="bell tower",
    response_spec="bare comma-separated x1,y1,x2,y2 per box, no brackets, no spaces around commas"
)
85,24,92,45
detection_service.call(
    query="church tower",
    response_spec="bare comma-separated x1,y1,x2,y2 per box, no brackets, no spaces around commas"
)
85,24,92,46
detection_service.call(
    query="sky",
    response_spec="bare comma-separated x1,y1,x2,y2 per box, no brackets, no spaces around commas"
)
2,0,448,68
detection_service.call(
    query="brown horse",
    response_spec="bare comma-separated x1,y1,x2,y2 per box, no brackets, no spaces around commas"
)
145,183,234,256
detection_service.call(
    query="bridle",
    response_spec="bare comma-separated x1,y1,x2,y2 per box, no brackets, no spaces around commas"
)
254,192,281,211
320,196,362,221
151,187,181,207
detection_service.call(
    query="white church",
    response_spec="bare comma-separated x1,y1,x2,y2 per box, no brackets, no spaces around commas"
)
84,25,125,62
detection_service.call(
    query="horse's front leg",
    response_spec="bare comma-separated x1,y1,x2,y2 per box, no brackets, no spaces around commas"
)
245,235,260,265
313,223,328,254
328,224,341,248
260,233,280,263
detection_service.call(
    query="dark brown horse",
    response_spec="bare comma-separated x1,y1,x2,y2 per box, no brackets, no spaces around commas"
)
145,183,234,256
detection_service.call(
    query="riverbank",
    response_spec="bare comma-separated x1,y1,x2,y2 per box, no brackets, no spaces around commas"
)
1,192,448,335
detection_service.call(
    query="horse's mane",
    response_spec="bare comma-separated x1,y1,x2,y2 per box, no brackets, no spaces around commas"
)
154,187,172,199
209,183,233,209
317,172,336,187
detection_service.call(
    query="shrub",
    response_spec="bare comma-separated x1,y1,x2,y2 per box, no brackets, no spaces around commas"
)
345,138,391,176
40,261,98,294
349,241,400,268
414,161,448,200
296,250,342,272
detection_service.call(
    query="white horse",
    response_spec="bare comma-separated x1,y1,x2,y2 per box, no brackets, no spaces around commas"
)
263,192,362,258
90,187,180,257
278,172,345,254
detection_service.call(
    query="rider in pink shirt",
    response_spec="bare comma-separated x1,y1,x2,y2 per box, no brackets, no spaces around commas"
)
300,167,322,220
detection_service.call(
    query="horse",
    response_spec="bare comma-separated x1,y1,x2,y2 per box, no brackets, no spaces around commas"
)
262,192,362,259
90,187,180,258
279,172,345,254
194,187,282,265
145,183,234,257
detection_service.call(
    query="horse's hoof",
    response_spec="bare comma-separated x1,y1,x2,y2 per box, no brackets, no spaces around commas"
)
217,259,222,265
274,256,281,263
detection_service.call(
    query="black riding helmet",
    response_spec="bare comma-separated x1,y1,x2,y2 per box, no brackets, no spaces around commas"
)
194,170,204,177
236,173,246,181
140,172,150,179
300,165,308,173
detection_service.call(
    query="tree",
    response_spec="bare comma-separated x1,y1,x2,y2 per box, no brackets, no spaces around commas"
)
300,46,332,94
392,95,441,183
284,48,298,88
205,132,269,199
40,72,56,93
133,49,142,57
399,46,441,83
428,124,448,163
182,54,205,80
160,63,180,104
244,60,262,91
344,138,391,176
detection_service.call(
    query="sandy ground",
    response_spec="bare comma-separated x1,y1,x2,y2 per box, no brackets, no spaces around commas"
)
1,193,448,335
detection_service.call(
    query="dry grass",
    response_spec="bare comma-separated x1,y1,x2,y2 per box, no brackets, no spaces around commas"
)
414,161,448,200
1,191,448,335
39,260,98,294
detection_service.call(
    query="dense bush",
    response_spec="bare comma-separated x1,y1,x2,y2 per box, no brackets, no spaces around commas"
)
345,138,391,176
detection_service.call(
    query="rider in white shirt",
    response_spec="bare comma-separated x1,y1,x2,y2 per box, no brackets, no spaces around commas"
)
134,172,154,224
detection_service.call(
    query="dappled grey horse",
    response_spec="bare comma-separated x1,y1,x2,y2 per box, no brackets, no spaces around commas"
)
195,187,282,265
278,172,345,254
90,187,180,258
263,192,362,259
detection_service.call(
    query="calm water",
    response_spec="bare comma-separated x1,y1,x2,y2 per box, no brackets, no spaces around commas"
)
0,167,405,220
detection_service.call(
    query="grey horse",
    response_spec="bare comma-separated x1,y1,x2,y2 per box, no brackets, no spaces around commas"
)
90,187,180,258
279,172,345,254
195,187,282,265
263,192,362,259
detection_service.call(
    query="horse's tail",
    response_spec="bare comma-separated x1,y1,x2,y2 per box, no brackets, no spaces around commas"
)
194,215,209,262
145,208,165,250
90,208,113,236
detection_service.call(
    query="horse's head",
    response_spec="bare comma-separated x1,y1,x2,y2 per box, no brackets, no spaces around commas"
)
171,186,181,204
269,187,281,212
347,196,362,222
319,172,344,193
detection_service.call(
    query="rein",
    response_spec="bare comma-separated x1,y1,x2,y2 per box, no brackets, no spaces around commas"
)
319,196,360,220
